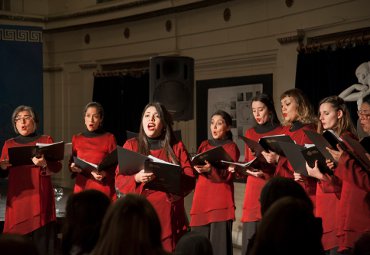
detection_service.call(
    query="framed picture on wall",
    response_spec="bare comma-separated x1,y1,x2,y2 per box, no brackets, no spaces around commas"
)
196,74,273,165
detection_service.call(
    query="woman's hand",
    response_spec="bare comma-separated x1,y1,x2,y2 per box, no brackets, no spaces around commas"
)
326,145,343,162
246,169,264,178
306,161,328,181
70,162,82,173
293,172,304,182
134,169,155,183
228,164,236,173
91,170,106,181
32,155,47,168
0,159,12,170
194,161,212,174
261,151,279,164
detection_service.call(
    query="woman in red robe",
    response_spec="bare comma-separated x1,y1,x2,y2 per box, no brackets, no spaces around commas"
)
190,110,239,255
0,105,62,255
306,96,357,253
241,94,282,255
115,102,195,252
262,88,318,204
69,102,117,199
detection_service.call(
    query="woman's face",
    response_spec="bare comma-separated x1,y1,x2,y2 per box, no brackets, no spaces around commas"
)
15,110,35,136
358,102,370,134
210,114,230,140
252,101,270,125
142,106,163,138
281,96,298,123
84,107,102,132
319,102,341,130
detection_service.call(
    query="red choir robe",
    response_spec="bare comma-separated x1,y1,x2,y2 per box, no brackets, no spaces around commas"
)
334,149,370,252
115,138,195,252
315,175,342,250
0,135,62,234
190,139,240,226
71,131,117,199
335,152,370,192
241,124,283,223
274,122,317,206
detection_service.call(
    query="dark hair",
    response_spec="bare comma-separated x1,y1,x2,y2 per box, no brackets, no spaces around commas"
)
11,105,39,134
90,194,167,255
250,197,324,255
280,88,316,125
138,102,179,164
259,177,314,216
317,95,357,136
175,231,213,255
362,94,370,106
251,93,280,125
83,102,105,123
62,190,111,255
211,110,233,140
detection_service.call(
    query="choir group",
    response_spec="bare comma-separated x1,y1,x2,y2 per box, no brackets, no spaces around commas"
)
0,88,369,255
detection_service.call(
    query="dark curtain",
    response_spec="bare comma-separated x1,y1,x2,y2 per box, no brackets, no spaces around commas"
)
295,44,370,122
93,73,149,146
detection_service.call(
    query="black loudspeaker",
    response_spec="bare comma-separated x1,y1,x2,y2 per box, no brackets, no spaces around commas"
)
150,56,194,121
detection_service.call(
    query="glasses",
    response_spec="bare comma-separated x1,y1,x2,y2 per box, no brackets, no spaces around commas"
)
14,116,32,122
357,110,370,119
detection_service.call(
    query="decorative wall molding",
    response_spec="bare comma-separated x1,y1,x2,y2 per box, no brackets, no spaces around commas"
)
277,29,305,45
0,28,42,42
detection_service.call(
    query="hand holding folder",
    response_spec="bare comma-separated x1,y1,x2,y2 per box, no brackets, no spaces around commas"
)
258,134,295,156
73,148,118,174
278,142,332,176
191,146,233,167
8,141,65,166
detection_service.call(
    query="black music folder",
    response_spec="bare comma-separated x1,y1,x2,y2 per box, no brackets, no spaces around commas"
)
73,149,117,173
258,135,295,156
342,134,370,171
238,135,265,156
144,160,183,195
191,146,233,166
322,129,345,151
8,141,65,166
279,142,331,176
303,130,335,162
117,147,149,175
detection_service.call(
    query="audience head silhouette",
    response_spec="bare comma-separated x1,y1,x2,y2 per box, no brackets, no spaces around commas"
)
259,177,314,216
90,193,168,255
62,189,111,255
174,231,213,255
250,196,324,255
0,234,39,255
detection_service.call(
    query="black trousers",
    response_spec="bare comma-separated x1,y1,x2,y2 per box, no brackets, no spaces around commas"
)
241,221,259,255
26,221,56,255
191,220,233,255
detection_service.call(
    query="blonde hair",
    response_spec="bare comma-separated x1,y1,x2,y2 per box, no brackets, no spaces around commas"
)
280,88,317,126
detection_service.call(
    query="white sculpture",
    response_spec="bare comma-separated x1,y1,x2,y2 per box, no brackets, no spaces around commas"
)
339,61,370,108
339,61,370,138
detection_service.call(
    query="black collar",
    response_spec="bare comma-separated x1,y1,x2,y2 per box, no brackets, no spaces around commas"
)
14,132,41,144
254,122,279,134
289,121,305,132
208,138,232,146
82,128,106,138
147,137,163,150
